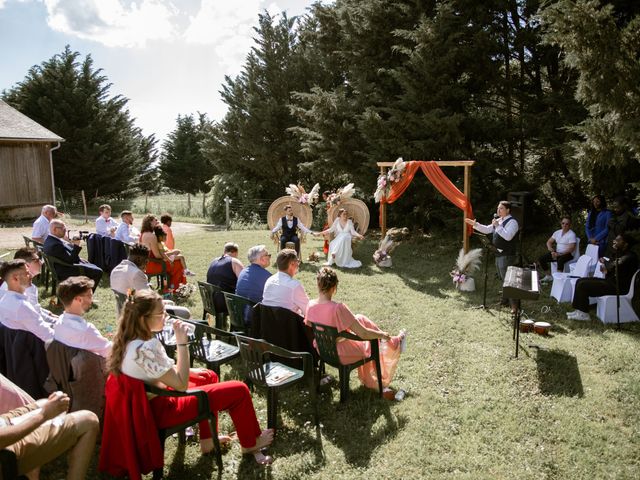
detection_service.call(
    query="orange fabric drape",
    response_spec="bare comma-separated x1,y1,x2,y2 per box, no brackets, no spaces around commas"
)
381,161,474,235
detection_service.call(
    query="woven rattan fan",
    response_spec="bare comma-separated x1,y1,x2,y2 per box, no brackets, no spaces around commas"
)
267,196,313,231
327,198,370,236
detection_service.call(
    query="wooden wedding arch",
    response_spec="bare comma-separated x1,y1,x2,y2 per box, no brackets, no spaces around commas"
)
377,160,475,252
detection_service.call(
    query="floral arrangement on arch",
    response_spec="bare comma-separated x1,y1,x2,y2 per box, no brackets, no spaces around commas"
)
374,157,407,203
326,183,355,207
286,183,321,205
450,248,482,289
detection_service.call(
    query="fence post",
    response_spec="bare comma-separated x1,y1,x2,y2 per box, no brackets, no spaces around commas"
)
202,193,206,218
80,190,88,224
144,192,148,212
224,196,231,230
187,193,191,215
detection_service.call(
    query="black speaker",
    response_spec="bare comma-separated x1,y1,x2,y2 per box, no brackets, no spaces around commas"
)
508,191,532,232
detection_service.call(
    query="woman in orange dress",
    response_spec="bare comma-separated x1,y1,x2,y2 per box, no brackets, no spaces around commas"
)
304,267,406,391
139,214,186,292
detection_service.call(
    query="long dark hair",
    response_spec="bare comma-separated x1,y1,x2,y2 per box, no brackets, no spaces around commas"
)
108,290,162,374
588,195,607,229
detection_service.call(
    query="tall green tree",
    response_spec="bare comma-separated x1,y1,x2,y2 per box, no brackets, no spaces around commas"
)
540,0,640,195
159,113,213,196
2,46,150,197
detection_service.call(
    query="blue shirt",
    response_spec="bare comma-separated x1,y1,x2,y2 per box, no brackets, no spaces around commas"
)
235,263,272,303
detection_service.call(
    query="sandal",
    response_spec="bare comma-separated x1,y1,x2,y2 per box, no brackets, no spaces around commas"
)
241,429,275,465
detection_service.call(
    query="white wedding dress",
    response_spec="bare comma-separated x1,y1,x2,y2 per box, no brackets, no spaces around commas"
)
326,218,362,268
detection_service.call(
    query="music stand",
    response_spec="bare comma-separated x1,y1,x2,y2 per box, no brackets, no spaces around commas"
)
477,234,497,312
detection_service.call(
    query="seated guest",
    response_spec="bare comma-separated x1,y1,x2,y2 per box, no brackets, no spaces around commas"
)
160,213,176,250
114,210,140,244
305,267,406,392
0,248,57,324
262,249,309,316
270,204,313,257
0,260,54,343
567,234,639,321
0,373,34,413
139,214,186,293
605,197,639,257
31,204,57,244
108,289,274,464
586,195,612,257
110,244,190,319
95,204,119,237
43,220,103,291
54,276,112,358
538,216,578,282
236,245,272,303
0,378,99,480
206,242,244,314
154,226,194,276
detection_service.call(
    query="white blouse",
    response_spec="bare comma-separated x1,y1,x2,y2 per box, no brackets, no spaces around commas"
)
121,337,174,383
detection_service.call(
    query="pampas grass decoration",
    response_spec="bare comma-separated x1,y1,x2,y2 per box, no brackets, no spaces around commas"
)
455,248,483,275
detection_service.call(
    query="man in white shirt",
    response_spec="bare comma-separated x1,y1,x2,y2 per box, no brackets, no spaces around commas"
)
537,216,577,282
110,244,191,319
114,210,140,244
54,276,111,357
271,204,314,257
0,260,54,343
0,248,57,324
95,204,119,237
31,205,57,243
262,249,309,315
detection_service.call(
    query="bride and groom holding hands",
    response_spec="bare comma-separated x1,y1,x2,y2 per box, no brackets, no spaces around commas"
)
271,204,364,268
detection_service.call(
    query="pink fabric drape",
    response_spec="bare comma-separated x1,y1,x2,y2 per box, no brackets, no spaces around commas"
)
381,161,474,235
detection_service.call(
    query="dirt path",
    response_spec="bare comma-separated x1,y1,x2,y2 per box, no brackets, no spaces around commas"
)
0,220,215,250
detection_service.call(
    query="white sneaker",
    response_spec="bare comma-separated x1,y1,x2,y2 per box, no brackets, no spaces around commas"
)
572,311,591,321
566,310,581,319
184,269,196,277
541,274,553,283
399,329,408,353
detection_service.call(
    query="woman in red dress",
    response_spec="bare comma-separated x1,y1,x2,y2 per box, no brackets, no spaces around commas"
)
139,214,185,292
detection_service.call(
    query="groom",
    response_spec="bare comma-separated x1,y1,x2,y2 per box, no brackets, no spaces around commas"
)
271,204,313,257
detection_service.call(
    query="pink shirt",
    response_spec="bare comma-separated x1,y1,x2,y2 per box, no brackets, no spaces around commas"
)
0,373,35,414
304,300,370,364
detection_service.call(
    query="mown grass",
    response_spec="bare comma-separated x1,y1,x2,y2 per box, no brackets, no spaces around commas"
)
4,227,639,479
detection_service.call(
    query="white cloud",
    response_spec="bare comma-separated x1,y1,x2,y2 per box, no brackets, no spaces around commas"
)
0,0,6,9
184,0,288,74
41,0,178,47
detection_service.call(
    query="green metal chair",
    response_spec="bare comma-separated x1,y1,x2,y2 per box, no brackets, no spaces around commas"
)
223,292,256,333
197,281,227,329
309,323,383,403
235,334,318,430
41,252,87,297
184,320,240,376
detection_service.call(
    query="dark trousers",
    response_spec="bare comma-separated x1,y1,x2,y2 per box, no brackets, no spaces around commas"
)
280,234,300,256
572,278,616,312
538,251,574,273
79,263,103,292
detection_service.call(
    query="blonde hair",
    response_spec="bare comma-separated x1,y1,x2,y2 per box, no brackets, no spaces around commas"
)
108,290,162,374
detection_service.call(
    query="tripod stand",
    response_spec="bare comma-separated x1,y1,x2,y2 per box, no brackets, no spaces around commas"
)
469,234,497,314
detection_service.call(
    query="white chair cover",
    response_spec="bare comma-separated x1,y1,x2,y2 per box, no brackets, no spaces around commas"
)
550,255,592,303
596,270,640,324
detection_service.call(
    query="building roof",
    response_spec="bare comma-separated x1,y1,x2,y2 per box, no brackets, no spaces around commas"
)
0,99,64,142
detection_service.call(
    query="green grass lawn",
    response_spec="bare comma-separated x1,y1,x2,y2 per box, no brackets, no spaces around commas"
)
13,227,640,479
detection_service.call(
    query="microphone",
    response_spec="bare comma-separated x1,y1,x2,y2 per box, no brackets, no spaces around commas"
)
493,214,499,220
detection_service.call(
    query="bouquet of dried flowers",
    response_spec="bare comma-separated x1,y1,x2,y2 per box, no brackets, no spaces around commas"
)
450,248,482,288
373,227,410,268
286,183,320,205
173,283,196,302
374,158,406,203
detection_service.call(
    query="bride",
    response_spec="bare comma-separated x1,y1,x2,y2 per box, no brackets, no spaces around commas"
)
315,208,364,268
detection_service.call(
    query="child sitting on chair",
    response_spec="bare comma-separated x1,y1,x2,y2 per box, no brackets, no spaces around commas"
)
153,226,195,276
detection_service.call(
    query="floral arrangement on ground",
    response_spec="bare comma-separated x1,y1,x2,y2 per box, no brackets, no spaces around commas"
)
450,248,482,288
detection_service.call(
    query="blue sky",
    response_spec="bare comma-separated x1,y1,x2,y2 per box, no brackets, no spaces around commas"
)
0,0,323,142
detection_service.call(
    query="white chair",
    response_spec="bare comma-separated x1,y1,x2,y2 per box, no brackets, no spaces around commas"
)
551,237,580,274
550,255,592,303
595,270,640,324
570,243,599,274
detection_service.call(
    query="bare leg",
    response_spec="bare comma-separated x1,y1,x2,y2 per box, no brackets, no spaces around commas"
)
66,411,99,480
241,429,275,465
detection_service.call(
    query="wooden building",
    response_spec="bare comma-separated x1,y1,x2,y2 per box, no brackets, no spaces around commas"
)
0,100,63,220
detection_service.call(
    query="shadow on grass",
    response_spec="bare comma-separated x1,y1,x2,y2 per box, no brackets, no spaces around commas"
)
534,348,584,397
319,391,407,468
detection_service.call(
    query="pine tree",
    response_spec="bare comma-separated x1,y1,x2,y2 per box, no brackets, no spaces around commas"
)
2,46,150,198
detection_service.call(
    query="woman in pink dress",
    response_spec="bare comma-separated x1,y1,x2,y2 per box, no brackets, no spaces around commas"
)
304,267,406,391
